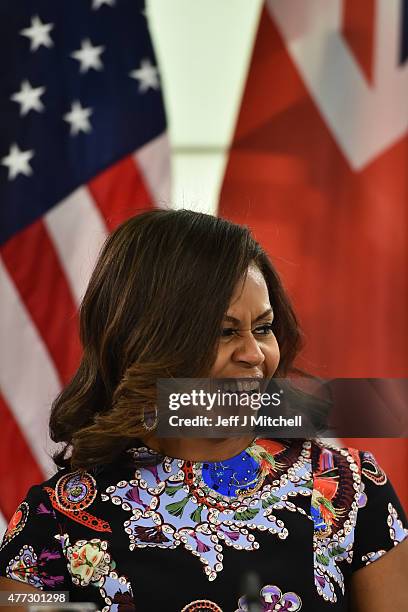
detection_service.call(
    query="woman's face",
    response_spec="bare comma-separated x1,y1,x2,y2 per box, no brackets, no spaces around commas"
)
209,265,280,379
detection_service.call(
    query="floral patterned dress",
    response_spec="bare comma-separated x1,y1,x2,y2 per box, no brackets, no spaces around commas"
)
0,437,407,612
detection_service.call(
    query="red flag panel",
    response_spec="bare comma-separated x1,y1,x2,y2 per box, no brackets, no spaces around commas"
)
220,4,408,508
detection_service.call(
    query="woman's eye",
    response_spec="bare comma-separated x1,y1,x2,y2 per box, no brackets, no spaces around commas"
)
254,323,274,335
220,324,274,338
221,328,236,337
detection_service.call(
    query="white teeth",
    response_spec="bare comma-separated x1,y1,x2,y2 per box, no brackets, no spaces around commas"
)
236,380,260,393
223,382,235,392
219,379,261,393
247,380,260,392
221,381,237,392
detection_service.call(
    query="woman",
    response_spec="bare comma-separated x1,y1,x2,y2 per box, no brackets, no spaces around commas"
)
0,209,407,611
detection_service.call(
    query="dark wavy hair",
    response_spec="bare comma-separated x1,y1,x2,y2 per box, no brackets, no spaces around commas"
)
49,209,303,470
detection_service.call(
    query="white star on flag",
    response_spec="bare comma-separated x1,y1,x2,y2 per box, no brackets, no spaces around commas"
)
10,80,45,116
20,15,54,52
129,58,160,93
92,0,115,8
1,143,34,180
63,101,93,135
71,38,105,73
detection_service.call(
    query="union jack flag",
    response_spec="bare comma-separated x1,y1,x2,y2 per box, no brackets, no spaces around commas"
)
0,0,170,531
220,0,408,508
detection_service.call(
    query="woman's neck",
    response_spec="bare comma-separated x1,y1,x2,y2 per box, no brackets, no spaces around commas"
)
138,434,255,461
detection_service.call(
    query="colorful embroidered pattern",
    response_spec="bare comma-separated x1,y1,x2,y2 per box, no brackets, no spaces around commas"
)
99,571,135,612
0,502,29,550
0,438,406,611
200,439,287,498
181,601,222,612
357,481,367,509
44,483,111,532
361,549,386,564
387,502,408,545
362,502,408,565
361,451,387,486
311,442,362,603
56,471,97,511
311,448,344,539
55,535,112,586
103,439,312,581
235,584,302,611
6,544,64,589
55,534,134,612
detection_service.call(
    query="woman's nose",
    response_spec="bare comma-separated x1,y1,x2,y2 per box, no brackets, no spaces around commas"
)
232,331,265,366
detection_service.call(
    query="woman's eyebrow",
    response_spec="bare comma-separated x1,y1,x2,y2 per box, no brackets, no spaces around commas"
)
224,308,273,324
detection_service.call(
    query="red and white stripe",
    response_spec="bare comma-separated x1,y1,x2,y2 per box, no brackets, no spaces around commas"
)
0,132,170,531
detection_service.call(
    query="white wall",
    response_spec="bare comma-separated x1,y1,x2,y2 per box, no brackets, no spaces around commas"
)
147,0,263,213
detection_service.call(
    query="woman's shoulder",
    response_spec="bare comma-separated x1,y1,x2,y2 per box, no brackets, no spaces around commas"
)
306,438,408,572
27,451,137,496
0,461,128,570
307,437,393,525
1,459,132,541
309,437,387,479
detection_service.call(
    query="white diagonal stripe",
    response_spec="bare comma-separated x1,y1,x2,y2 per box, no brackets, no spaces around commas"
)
133,131,171,207
0,259,61,476
268,0,408,170
45,187,108,305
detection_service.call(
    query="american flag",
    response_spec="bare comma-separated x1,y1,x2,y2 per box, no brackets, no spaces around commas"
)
220,0,408,509
0,0,170,531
